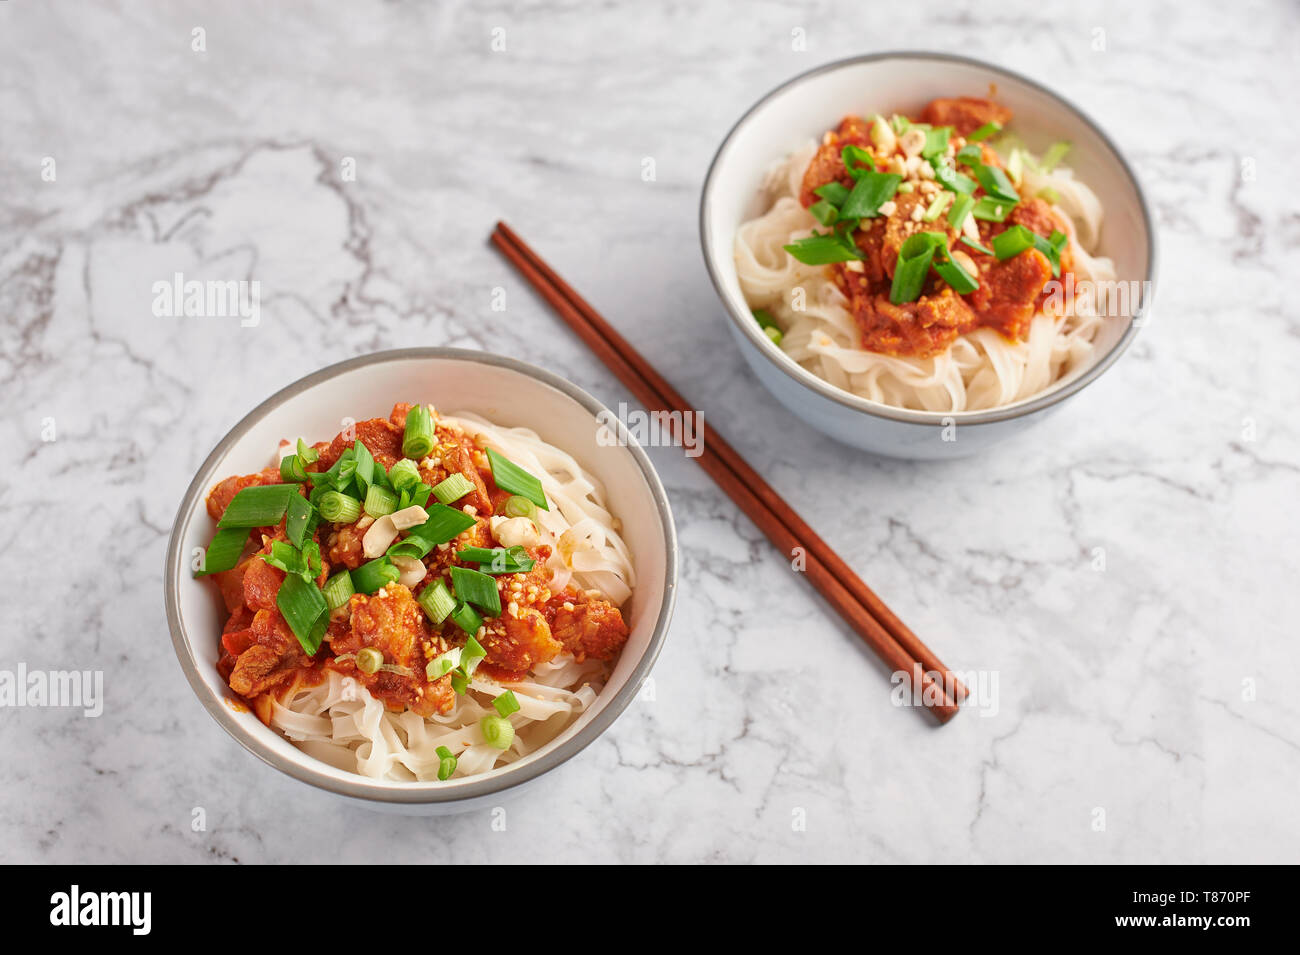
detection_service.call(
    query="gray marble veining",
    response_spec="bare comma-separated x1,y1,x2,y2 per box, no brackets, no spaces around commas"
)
1,0,1297,863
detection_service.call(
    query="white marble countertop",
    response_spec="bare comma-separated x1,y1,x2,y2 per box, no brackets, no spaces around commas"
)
2,0,1297,864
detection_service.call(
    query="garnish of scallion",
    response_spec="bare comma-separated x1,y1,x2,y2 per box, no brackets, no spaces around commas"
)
364,484,398,518
318,490,360,523
417,579,457,625
493,690,521,717
356,647,383,674
888,232,946,305
486,448,548,510
450,565,502,617
351,556,399,594
480,714,515,751
402,404,435,459
436,746,457,781
322,570,354,610
1040,141,1071,172
276,574,329,656
752,308,784,347
432,473,475,506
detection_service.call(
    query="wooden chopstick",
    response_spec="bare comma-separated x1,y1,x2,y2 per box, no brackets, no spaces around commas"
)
491,222,963,723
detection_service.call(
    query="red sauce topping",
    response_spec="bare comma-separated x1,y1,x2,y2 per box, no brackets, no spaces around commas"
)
798,97,1076,359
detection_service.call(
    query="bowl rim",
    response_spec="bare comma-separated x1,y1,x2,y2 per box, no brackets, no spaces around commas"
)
699,50,1158,426
163,346,678,805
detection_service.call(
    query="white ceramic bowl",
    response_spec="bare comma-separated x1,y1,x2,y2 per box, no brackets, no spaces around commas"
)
700,52,1156,459
164,348,677,812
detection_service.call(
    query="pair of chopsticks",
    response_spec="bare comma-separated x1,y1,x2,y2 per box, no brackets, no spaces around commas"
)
491,222,966,723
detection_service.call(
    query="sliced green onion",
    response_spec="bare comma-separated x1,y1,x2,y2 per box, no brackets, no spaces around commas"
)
933,249,980,294
450,672,469,695
922,192,953,221
1035,229,1069,277
351,556,399,594
752,308,779,332
410,483,432,510
955,144,983,166
840,144,875,177
449,601,483,636
285,493,312,548
325,446,357,491
417,579,457,625
840,170,903,219
1037,186,1060,204
992,224,1038,260
460,635,486,675
353,646,381,674
402,404,435,459
195,526,249,576
318,490,360,523
888,232,946,305
971,196,1014,222
947,193,975,229
262,539,301,577
812,181,850,207
763,326,783,346
783,231,863,264
486,448,548,511
921,126,951,158
1005,149,1024,187
1040,141,1071,172
432,473,475,505
388,504,477,560
451,565,501,616
388,458,421,493
930,158,976,195
296,438,319,465
991,225,1068,277
352,440,375,493
364,484,398,518
304,540,323,581
493,690,521,718
322,570,354,610
426,647,462,680
279,454,308,483
459,545,535,574
808,199,838,226
436,745,457,781
266,539,321,583
480,715,514,751
960,235,995,256
503,495,536,521
968,121,1001,142
972,163,1019,202
276,574,329,656
216,484,298,528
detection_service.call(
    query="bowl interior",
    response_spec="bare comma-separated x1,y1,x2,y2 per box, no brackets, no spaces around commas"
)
702,53,1152,418
169,351,673,801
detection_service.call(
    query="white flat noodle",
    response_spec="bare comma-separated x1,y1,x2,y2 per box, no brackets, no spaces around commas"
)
734,142,1120,412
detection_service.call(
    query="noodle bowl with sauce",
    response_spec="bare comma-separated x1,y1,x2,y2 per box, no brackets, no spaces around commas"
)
198,401,635,783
